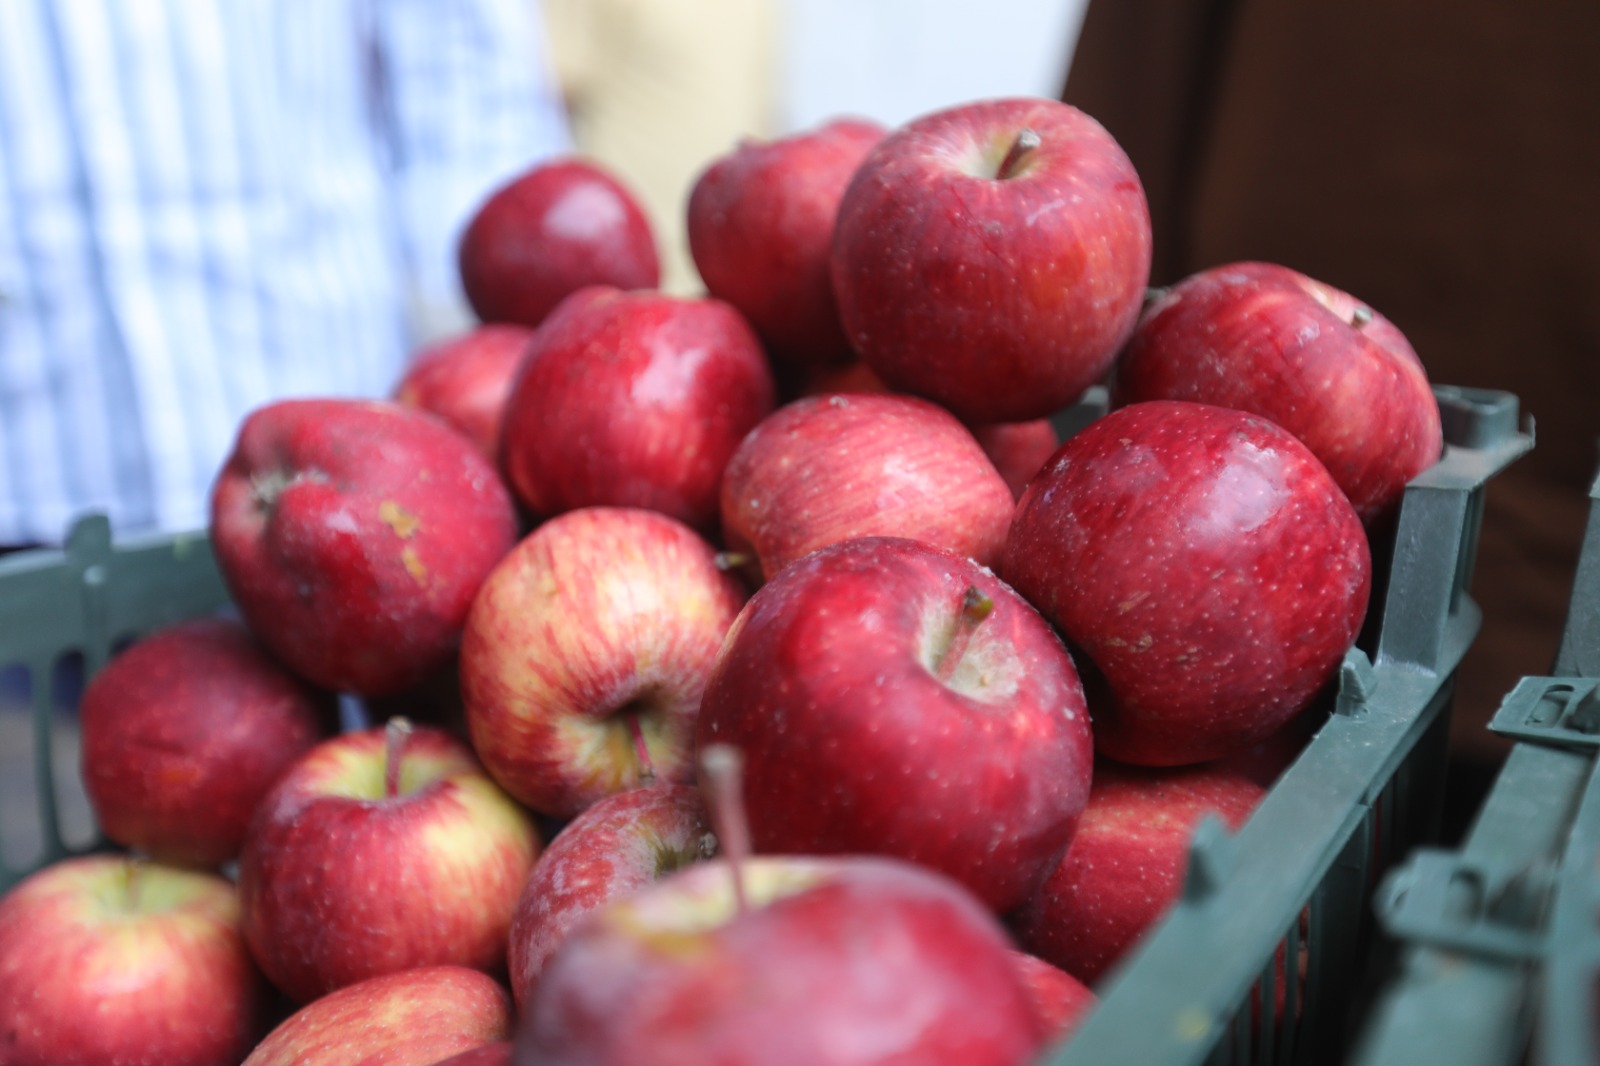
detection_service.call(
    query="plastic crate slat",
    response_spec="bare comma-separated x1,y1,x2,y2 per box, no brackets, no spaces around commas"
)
1042,666,1460,1065
1535,747,1600,1064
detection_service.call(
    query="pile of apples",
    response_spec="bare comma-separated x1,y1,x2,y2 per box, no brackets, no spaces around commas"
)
0,94,1446,1066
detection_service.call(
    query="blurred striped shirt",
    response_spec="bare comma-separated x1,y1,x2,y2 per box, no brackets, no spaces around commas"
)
0,0,570,544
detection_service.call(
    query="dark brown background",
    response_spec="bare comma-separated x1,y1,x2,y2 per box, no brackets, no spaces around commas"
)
1061,0,1600,830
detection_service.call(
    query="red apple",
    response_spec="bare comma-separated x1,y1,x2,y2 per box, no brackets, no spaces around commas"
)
210,398,519,697
795,356,888,400
461,507,747,819
1011,757,1268,985
499,287,776,534
793,359,1058,497
433,1043,513,1065
696,535,1093,913
687,117,886,367
507,783,715,1010
392,324,536,461
458,156,660,328
242,965,514,1066
518,855,1047,1065
1002,400,1372,766
719,392,1016,583
831,97,1152,424
1112,260,1443,522
972,418,1061,500
237,721,540,1005
0,855,271,1066
1009,950,1098,1044
78,616,332,867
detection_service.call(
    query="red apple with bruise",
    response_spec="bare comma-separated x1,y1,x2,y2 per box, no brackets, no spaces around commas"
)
695,535,1093,913
719,392,1017,583
498,287,776,535
1112,260,1443,522
79,616,332,868
687,117,886,368
831,96,1152,424
507,783,716,1011
392,324,536,462
458,157,660,328
460,506,747,820
210,398,519,698
1002,400,1371,766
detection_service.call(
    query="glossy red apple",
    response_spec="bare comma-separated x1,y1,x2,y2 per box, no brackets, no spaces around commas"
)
719,392,1016,583
0,855,271,1066
499,287,776,534
832,96,1152,424
79,616,332,867
1112,260,1443,522
518,855,1047,1065
696,535,1093,913
795,358,1059,498
242,965,514,1066
1011,757,1268,985
392,323,536,461
1010,950,1098,1044
687,117,886,368
1002,400,1372,766
972,418,1061,500
237,721,540,1004
507,783,715,1010
458,157,660,328
461,507,747,819
210,398,519,697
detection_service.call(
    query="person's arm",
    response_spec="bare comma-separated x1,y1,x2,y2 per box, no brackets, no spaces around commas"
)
370,0,573,345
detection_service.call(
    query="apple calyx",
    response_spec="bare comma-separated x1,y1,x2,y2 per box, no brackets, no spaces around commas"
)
996,128,1042,181
384,716,414,799
656,832,721,880
700,744,752,915
934,585,996,683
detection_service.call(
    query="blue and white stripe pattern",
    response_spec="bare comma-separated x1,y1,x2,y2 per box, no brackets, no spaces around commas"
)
0,0,570,543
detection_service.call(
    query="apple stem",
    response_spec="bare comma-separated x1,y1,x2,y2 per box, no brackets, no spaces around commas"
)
997,128,1041,180
627,714,657,784
935,586,995,683
1351,305,1374,329
699,743,752,916
385,716,414,799
713,550,751,573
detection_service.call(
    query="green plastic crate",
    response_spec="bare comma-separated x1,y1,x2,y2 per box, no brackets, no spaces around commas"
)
0,520,230,887
0,386,1532,1066
1345,468,1600,1066
1041,385,1531,1065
